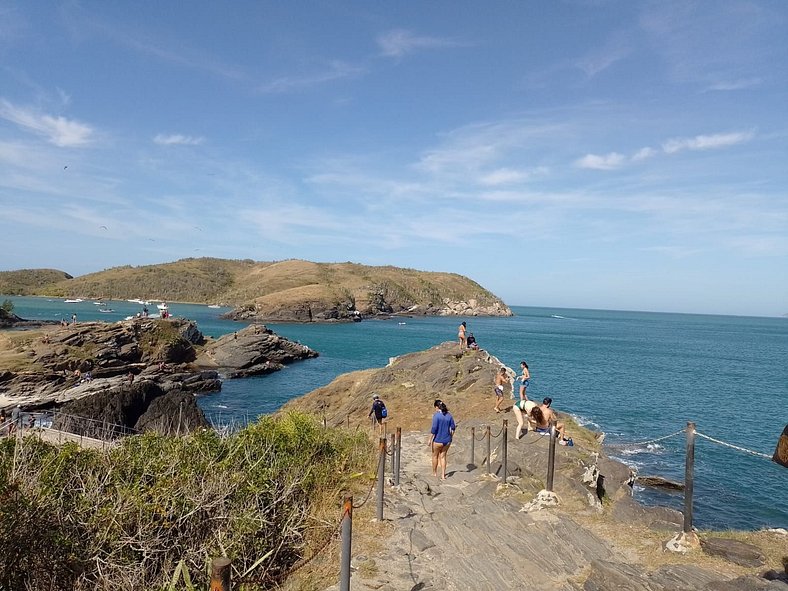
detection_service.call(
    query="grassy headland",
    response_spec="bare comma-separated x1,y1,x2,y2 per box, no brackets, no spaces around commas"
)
1,258,511,320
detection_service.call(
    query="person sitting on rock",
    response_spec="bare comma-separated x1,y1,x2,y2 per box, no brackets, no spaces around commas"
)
466,333,479,350
538,397,571,444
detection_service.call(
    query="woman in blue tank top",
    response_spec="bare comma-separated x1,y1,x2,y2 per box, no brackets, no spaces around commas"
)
429,402,456,480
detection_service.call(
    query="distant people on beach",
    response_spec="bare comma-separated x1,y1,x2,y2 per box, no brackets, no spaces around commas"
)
519,361,530,400
466,333,478,350
429,401,456,480
368,394,387,435
457,321,467,352
493,367,509,413
71,313,77,325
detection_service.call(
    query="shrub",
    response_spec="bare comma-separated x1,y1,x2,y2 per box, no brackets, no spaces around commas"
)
0,413,373,590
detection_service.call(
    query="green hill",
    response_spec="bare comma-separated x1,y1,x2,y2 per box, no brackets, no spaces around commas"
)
0,269,73,296
5,258,512,321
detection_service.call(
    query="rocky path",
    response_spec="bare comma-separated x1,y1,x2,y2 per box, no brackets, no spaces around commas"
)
324,431,783,591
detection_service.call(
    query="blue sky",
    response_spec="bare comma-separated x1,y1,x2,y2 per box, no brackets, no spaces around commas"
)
1,1,787,316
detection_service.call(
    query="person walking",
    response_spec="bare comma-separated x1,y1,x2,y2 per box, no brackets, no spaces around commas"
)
429,401,456,480
368,394,387,436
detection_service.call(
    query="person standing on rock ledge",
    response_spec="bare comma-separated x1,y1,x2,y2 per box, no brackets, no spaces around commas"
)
457,321,467,352
429,401,456,480
493,367,509,413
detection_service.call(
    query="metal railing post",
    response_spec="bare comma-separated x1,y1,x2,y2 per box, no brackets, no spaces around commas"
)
502,419,509,483
546,422,557,491
376,437,386,521
684,422,696,533
340,496,353,591
486,425,491,475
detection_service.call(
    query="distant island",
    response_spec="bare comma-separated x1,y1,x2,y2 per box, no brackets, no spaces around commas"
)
0,258,512,322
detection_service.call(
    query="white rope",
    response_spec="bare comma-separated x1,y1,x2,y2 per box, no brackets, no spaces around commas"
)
603,428,686,448
695,431,773,460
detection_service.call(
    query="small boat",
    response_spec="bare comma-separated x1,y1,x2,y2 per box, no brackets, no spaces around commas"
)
98,308,114,313
64,298,83,303
93,301,105,306
157,302,168,311
208,304,221,309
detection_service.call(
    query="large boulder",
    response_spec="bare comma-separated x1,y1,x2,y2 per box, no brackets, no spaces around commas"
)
199,324,317,378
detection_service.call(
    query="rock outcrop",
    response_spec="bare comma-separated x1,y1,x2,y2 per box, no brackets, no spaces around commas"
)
197,324,317,378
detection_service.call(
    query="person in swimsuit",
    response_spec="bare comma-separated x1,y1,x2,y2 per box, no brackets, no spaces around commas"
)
519,361,530,400
540,397,571,444
513,398,537,439
457,322,467,352
530,405,551,434
429,401,456,480
493,367,508,413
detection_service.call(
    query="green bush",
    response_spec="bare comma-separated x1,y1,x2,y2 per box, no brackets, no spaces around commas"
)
0,413,373,590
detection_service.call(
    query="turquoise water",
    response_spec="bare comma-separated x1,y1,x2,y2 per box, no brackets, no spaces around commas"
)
3,296,787,530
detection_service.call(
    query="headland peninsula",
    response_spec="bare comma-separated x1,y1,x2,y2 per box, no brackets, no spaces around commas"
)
0,258,512,322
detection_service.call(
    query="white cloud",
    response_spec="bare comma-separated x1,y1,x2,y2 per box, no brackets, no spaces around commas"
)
575,34,632,77
0,99,94,147
705,78,762,92
662,131,754,154
258,60,364,93
632,147,657,161
575,152,626,170
377,29,458,58
153,134,205,146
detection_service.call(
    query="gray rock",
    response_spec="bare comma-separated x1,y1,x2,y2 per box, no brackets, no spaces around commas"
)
701,537,766,567
704,576,787,590
408,529,435,552
582,560,662,591
649,564,731,590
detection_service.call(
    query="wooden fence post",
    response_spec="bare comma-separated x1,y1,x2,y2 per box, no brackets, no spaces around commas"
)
684,422,696,533
376,437,386,521
485,425,491,476
546,422,556,491
210,557,232,591
502,419,508,483
339,496,353,591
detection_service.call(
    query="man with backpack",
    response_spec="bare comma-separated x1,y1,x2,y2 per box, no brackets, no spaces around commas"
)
368,394,387,435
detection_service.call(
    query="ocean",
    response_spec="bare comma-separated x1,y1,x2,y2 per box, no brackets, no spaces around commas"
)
3,296,787,531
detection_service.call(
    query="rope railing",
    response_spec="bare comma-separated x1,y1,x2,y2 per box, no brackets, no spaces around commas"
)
603,428,687,449
695,430,773,460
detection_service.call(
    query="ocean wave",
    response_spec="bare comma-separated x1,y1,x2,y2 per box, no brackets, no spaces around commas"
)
571,414,601,430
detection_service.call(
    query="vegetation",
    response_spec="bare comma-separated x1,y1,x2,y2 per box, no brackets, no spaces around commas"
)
0,269,72,296
2,258,509,317
0,413,374,590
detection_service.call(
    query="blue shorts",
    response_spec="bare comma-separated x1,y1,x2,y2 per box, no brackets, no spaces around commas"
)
535,427,550,434
520,379,529,388
494,385,504,397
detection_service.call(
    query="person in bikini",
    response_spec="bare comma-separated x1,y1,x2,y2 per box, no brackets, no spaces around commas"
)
519,360,530,400
457,321,467,352
493,367,509,413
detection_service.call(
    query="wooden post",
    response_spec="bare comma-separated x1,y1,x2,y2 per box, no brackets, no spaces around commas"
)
210,557,232,591
376,437,386,521
389,433,396,474
684,422,696,533
339,496,353,591
546,422,556,491
395,427,402,486
502,419,508,483
470,426,475,468
485,425,491,475
347,413,350,429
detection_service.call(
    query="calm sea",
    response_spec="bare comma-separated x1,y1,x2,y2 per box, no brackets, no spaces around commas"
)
3,296,787,531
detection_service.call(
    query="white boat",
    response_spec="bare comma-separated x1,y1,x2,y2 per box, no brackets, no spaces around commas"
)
157,302,169,311
93,301,105,306
64,298,83,303
208,304,221,309
127,298,145,305
98,308,114,313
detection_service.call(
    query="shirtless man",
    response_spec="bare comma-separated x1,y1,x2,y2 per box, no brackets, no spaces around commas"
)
493,367,509,413
458,322,467,352
539,397,570,443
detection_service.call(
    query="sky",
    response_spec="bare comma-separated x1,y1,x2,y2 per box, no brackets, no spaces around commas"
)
1,1,787,317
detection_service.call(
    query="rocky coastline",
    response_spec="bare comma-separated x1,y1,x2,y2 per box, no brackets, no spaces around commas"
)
283,342,788,590
0,317,316,434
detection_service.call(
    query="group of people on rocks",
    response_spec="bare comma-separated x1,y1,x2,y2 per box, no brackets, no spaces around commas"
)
366,320,573,482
